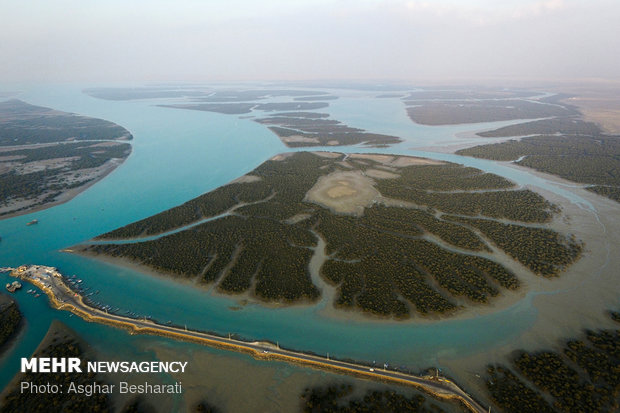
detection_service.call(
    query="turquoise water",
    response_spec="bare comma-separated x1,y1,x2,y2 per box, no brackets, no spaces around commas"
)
0,84,585,389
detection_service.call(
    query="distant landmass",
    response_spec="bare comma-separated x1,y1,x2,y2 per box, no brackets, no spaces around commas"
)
0,99,132,218
85,86,401,147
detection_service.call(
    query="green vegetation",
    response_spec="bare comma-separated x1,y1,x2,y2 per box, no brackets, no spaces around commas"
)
256,113,402,147
406,99,575,125
193,401,221,413
1,326,111,412
0,141,131,216
93,215,320,302
0,100,132,216
0,295,22,349
314,207,519,315
373,164,555,223
0,99,131,145
477,117,601,137
485,312,620,413
486,366,555,413
84,152,578,317
446,217,582,277
300,384,448,413
457,135,620,203
121,398,157,413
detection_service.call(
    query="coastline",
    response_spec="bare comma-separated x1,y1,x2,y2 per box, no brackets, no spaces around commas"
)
65,248,323,311
437,150,620,403
68,240,536,326
8,265,487,413
0,295,25,358
0,156,128,221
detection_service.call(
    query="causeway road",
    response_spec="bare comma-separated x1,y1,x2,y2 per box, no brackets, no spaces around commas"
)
8,265,487,413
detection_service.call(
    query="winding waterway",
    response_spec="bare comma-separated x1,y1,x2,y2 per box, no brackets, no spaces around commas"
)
0,84,612,395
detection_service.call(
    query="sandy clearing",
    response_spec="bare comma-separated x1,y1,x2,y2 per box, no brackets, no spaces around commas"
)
15,156,80,174
270,153,294,161
230,174,262,184
365,168,400,179
0,155,26,162
0,158,123,218
350,153,444,167
305,170,380,216
281,135,320,144
392,156,444,166
88,141,125,148
350,153,394,163
311,151,342,159
285,213,313,224
336,161,353,169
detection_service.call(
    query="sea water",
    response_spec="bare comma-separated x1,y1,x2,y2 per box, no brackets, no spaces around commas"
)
0,84,590,389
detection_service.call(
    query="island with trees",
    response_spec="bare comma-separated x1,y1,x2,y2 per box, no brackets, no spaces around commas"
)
75,152,581,319
484,310,620,413
405,92,575,125
456,114,620,203
0,99,132,217
85,85,402,148
255,112,402,147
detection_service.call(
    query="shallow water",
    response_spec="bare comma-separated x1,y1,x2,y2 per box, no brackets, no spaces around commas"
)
0,84,606,392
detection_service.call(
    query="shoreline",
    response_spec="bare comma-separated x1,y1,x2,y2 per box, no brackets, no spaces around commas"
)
0,156,127,221
68,241,539,326
437,155,620,403
9,265,487,413
66,248,323,311
0,296,26,358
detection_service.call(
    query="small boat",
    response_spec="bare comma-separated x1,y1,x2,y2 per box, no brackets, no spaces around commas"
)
34,293,40,297
26,219,38,226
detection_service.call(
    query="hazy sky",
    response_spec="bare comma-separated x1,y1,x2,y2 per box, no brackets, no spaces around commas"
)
2,0,619,83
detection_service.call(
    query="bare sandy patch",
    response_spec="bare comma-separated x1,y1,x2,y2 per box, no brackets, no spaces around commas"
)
311,151,341,159
15,156,80,174
349,153,444,167
350,153,394,163
281,135,320,144
0,143,59,152
554,83,620,134
88,141,125,148
0,158,123,218
269,153,294,161
392,156,444,166
305,171,380,216
285,213,312,224
365,168,400,179
230,174,262,184
0,162,20,174
327,140,339,145
0,155,26,162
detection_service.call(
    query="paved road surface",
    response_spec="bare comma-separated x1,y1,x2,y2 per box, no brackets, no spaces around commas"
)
10,265,488,413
